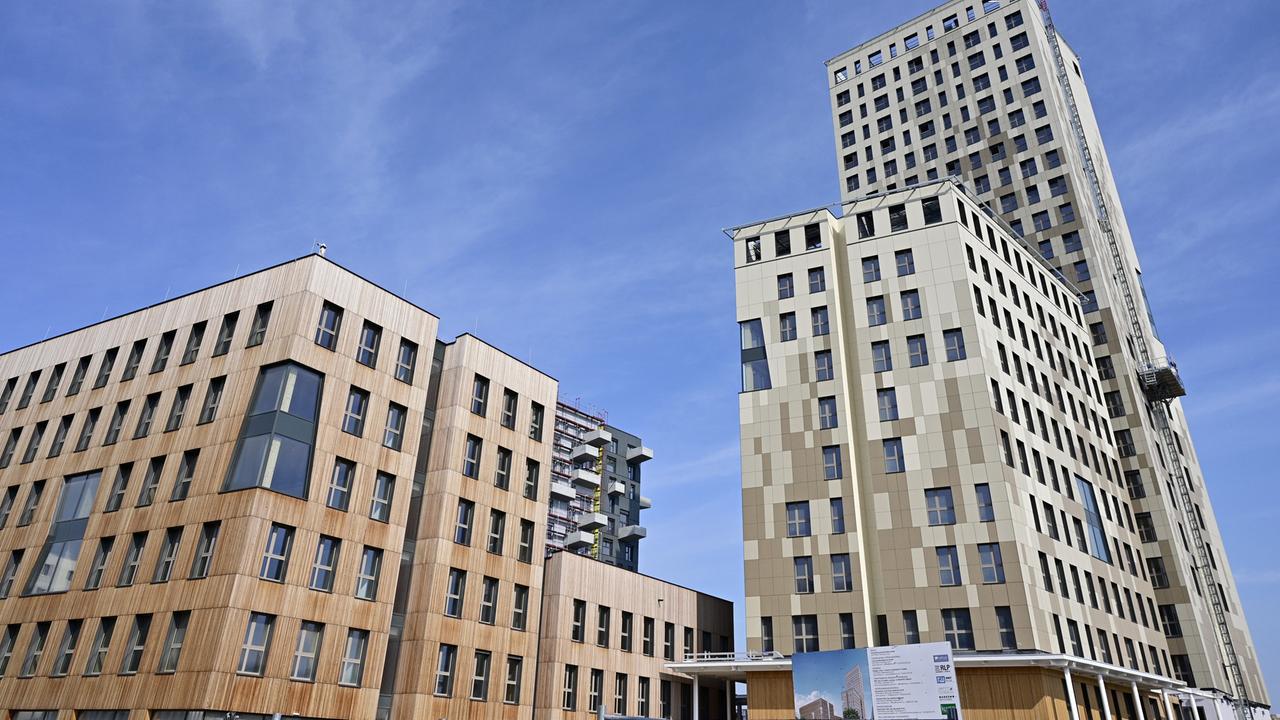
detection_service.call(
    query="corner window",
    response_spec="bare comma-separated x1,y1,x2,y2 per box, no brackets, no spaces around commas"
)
223,363,324,499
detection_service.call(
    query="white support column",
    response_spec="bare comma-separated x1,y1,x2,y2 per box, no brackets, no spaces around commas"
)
1064,668,1082,720
693,676,700,720
1162,691,1176,720
1132,682,1147,720
1098,674,1113,720
1187,693,1198,720
1210,696,1223,720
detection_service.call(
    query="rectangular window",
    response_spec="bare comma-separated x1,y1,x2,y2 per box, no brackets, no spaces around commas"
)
46,415,72,458
83,618,114,676
213,312,238,356
342,387,369,436
315,302,343,350
290,621,323,681
396,339,419,384
529,402,545,441
524,459,540,500
152,527,183,582
19,622,50,678
926,488,955,525
247,301,273,347
189,522,220,579
818,396,838,429
562,664,579,710
775,229,792,256
794,557,814,594
785,501,811,538
979,542,1006,583
116,532,147,587
832,554,854,592
93,348,118,389
339,629,369,687
872,340,892,372
181,322,205,365
309,535,341,592
454,499,475,545
884,438,905,473
119,614,151,674
944,328,967,360
237,612,275,676
486,509,506,555
779,312,797,341
808,267,826,293
862,254,881,280
51,619,82,677
471,375,490,416
815,350,834,381
357,321,382,367
512,584,530,631
877,387,898,421
867,296,887,326
480,576,499,624
518,519,535,563
198,376,226,424
907,334,929,366
942,608,975,650
151,330,175,373
793,615,819,653
133,392,160,439
370,471,394,522
500,389,518,428
164,384,192,431
823,445,843,480
901,289,922,320
383,402,407,450
1077,477,1113,563
937,546,962,586
435,643,458,696
259,523,294,582
996,606,1017,649
830,498,846,534
469,649,492,700
505,655,524,704
355,546,382,600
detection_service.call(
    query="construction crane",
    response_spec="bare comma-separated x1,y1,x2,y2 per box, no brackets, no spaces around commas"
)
1035,2,1251,717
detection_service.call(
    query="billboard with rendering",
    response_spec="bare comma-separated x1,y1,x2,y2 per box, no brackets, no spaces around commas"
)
791,641,962,720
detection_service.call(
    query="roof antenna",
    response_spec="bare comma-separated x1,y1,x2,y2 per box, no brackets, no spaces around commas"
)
314,242,328,257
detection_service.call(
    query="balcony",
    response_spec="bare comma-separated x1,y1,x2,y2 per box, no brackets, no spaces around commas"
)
566,530,593,549
572,468,601,489
619,525,647,540
570,444,598,463
639,495,653,510
608,481,626,496
578,512,608,531
582,428,613,448
550,482,577,500
626,445,654,463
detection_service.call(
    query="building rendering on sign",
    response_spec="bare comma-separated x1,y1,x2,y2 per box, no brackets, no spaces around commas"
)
799,696,837,720
843,664,866,720
547,400,653,572
680,1,1270,719
0,253,731,720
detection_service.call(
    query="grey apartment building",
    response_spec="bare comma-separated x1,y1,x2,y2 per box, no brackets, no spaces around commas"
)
714,1,1267,719
547,400,652,572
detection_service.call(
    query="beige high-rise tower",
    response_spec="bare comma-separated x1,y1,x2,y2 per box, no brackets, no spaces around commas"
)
716,1,1268,719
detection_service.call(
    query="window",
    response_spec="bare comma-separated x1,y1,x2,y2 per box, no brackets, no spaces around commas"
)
942,608,975,650
775,229,791,256
290,621,323,681
785,501,811,537
355,546,382,600
926,488,955,525
435,644,458,696
383,402,407,450
0,551,21,598
512,584,530,630
979,542,1005,583
210,312,239,357
133,392,159,438
454,499,475,545
907,334,929,366
642,617,655,656
260,523,294,582
390,339,419,385
370,471,394,522
117,532,146,587
165,385,192,431
995,606,1017,649
302,534,342,592
883,438,905,473
83,618,114,676
921,197,943,224
198,376,225,424
805,223,822,250
356,321,382,367
793,615,819,653
47,415,72,458
93,348,117,389
247,301,273,347
561,664,580,711
792,556,815,595
237,612,275,676
504,655,524,704
479,576,499,624
147,330,175,374
877,387,898,421
469,649,492,700
517,519,535,563
832,554,853,592
224,363,323,499
812,446,841,484
901,289,922,320
862,255,881,280
21,421,45,463
1077,477,1113,563
486,509,507,555
471,375,490,416
896,249,915,276
342,387,369,436
119,614,151,674
315,302,343,349
51,619,81,676
872,340,892,372
808,267,826,293
152,527,183,582
189,522,219,579
944,328,967,360
818,396,838,429
1159,605,1182,638
20,622,49,678
181,322,205,365
815,350,834,381
529,402,545,441
322,458,355,511
462,434,482,478
975,483,995,521
0,430,19,469
779,312,797,342
523,460,540,501
937,546,962,586
745,237,761,263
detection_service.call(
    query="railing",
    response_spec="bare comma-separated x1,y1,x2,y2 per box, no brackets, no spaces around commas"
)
678,650,785,663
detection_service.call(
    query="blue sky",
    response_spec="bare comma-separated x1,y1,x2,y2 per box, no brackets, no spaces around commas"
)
1,0,1278,703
